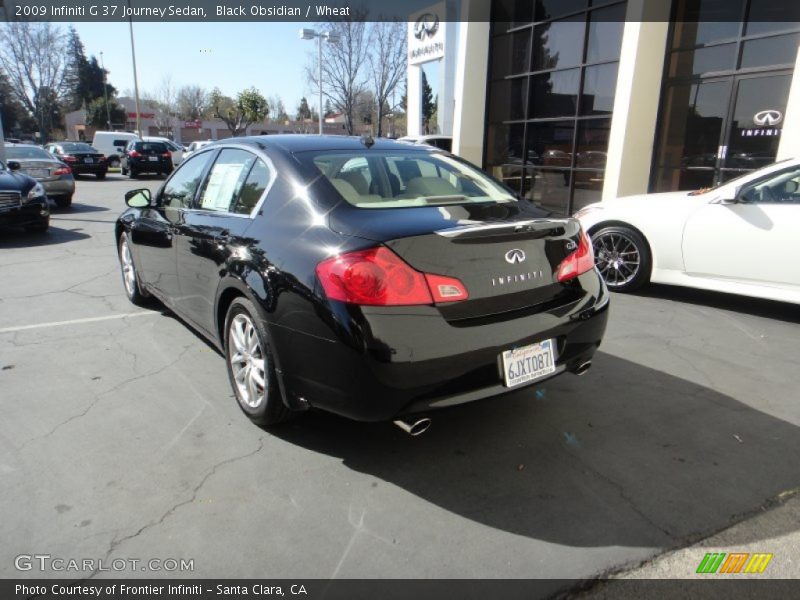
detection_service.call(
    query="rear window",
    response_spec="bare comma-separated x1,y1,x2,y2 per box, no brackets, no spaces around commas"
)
61,143,96,153
133,142,168,153
302,150,517,209
5,146,52,160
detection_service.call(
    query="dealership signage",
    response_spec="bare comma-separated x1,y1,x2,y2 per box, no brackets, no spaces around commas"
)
740,109,784,137
408,3,446,65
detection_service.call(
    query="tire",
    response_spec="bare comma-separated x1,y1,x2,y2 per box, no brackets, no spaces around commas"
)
118,232,150,305
224,297,294,427
55,195,73,208
129,169,138,179
96,172,106,180
591,225,651,292
109,157,121,168
121,166,128,176
25,217,49,233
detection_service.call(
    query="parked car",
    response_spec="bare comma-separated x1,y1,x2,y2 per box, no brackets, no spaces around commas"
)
116,135,608,432
3,144,75,207
143,136,186,166
120,141,173,178
0,158,50,232
91,131,140,167
183,139,213,160
45,142,108,179
575,158,800,304
398,135,453,152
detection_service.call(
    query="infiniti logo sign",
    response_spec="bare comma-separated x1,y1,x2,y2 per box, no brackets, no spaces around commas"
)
505,249,526,264
414,13,439,40
753,110,783,127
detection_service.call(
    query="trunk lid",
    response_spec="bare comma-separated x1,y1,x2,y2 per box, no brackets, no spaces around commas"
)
329,202,586,321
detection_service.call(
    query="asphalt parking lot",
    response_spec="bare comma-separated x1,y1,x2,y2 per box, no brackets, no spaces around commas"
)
1,176,799,588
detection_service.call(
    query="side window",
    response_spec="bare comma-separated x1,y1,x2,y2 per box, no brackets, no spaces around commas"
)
161,151,214,209
740,167,800,204
197,149,257,212
115,139,130,148
233,158,272,215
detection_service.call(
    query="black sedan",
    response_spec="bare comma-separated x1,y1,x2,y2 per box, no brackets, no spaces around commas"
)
0,159,50,232
116,136,608,433
45,142,108,179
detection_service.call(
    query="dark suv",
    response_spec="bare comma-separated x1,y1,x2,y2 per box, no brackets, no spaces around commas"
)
121,141,173,179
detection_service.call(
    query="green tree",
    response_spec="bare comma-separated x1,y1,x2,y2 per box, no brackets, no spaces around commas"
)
296,97,312,121
210,87,269,137
85,97,126,129
421,71,435,131
64,27,114,111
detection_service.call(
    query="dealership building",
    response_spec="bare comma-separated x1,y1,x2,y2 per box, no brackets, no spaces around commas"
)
407,0,800,215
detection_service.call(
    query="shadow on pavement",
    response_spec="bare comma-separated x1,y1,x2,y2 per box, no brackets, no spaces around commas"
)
633,284,800,324
273,351,800,549
0,226,90,248
49,202,111,214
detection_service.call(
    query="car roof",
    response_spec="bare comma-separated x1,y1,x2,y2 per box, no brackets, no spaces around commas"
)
213,134,436,154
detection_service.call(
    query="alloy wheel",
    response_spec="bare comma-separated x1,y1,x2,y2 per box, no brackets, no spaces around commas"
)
120,239,136,297
228,313,268,409
592,231,641,288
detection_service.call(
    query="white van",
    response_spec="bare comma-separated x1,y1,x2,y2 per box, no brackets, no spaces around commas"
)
91,131,140,167
143,136,185,166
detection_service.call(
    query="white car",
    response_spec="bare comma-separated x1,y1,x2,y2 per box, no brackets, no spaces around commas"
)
575,158,800,304
183,140,213,160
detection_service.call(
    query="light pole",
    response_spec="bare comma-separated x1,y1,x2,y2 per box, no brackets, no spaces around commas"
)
99,51,112,130
127,1,142,137
299,28,340,135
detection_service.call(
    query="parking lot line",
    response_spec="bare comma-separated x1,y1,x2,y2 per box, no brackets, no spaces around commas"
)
0,311,158,334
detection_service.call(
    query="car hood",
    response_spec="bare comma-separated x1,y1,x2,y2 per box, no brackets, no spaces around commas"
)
0,170,37,194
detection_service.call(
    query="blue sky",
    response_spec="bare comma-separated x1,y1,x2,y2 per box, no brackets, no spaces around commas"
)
72,22,322,112
73,21,443,118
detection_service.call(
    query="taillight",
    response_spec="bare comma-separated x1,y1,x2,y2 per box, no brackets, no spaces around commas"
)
53,166,71,176
162,152,171,158
315,246,468,306
99,155,106,162
129,150,141,158
61,155,76,162
556,228,595,282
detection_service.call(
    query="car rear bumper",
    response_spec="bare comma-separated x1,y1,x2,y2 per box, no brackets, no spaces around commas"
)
271,271,610,421
42,178,75,197
71,163,108,174
130,158,172,173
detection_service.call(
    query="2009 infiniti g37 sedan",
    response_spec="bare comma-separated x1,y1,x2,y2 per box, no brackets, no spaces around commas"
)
116,136,608,433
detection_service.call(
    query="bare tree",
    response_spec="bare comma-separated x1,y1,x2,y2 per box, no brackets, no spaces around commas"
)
143,75,177,136
307,11,370,135
368,20,406,137
176,85,208,121
0,22,69,142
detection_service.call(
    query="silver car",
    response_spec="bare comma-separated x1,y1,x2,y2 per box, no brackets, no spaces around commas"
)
4,144,76,208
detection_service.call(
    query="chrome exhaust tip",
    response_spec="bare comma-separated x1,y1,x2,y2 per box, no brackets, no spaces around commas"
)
393,417,432,436
574,361,592,376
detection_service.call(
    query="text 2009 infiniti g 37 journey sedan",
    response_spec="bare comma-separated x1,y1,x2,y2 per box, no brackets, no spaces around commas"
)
116,136,608,431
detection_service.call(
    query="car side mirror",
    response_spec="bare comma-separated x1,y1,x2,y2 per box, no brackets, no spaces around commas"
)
125,188,151,208
7,160,21,171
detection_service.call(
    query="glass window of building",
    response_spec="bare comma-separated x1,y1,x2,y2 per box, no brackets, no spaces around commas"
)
653,0,800,191
485,0,627,214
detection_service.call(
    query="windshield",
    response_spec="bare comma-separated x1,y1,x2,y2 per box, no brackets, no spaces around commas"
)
302,150,517,209
61,143,97,153
5,146,52,160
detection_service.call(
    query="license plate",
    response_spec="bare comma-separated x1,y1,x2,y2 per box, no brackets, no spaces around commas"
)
83,158,93,163
27,169,48,178
501,339,556,388
148,156,158,162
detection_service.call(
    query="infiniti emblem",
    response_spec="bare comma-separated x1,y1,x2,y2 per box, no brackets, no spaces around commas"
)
414,13,440,40
505,249,526,264
753,110,783,126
